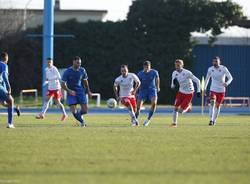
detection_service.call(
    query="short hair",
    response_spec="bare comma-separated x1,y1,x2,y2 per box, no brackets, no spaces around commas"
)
47,57,53,61
175,59,184,65
73,56,81,61
121,64,128,69
143,60,151,66
0,52,8,61
213,56,220,60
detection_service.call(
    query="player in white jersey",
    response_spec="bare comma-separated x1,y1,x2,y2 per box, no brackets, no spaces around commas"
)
204,56,233,126
170,59,201,127
113,65,141,126
36,58,67,121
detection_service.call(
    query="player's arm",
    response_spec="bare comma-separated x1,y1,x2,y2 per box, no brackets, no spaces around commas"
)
81,69,92,97
204,69,211,92
55,67,62,80
61,81,76,96
61,70,76,96
132,74,141,95
155,72,161,92
83,79,92,98
224,68,233,87
190,73,201,97
2,71,11,94
43,71,49,86
171,72,175,89
113,79,120,101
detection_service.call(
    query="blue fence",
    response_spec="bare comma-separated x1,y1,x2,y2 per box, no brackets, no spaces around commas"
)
192,44,250,104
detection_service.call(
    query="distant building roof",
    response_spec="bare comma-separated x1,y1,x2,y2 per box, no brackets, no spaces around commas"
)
191,26,250,45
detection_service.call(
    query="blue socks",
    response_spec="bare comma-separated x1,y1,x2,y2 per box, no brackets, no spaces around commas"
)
135,111,140,119
147,110,154,120
72,110,84,124
7,107,13,125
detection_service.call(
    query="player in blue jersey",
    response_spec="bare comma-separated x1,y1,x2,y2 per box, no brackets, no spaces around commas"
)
0,52,16,128
61,56,92,127
136,61,160,126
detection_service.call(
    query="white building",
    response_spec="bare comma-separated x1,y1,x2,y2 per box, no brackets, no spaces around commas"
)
0,0,107,33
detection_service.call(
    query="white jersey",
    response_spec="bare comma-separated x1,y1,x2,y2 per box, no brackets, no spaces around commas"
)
45,66,61,90
114,73,140,97
171,69,201,94
204,65,233,93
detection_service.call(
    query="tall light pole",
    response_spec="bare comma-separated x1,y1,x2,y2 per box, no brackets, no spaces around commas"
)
42,0,54,101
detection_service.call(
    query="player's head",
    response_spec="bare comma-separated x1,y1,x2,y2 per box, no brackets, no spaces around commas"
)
175,59,184,71
143,60,151,72
47,57,53,68
120,64,128,77
73,56,81,69
0,52,9,63
212,56,221,67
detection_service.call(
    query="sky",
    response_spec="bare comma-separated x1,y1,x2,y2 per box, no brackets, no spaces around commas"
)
0,0,249,21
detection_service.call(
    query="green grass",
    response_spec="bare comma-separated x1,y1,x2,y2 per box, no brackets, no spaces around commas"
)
0,114,249,184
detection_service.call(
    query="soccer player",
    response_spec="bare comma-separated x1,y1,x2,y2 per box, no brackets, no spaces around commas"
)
36,58,67,121
136,61,160,126
204,56,233,126
61,56,92,127
170,59,201,127
114,65,141,126
0,52,16,128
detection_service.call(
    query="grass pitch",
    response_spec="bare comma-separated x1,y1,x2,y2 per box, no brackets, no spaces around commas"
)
0,114,249,184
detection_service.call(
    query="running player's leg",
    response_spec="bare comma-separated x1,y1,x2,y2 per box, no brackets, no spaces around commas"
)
136,90,146,118
136,99,144,119
130,97,138,126
171,92,193,127
54,90,67,121
67,94,84,126
179,93,193,113
37,95,52,119
212,93,224,125
171,92,183,127
70,104,83,125
144,92,157,126
122,97,138,126
75,93,88,126
0,88,14,128
54,98,67,121
7,95,14,128
209,91,216,125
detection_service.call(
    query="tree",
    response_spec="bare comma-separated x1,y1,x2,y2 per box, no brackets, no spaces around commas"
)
126,0,245,102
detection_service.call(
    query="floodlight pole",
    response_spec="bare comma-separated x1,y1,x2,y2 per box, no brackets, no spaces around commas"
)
42,0,54,102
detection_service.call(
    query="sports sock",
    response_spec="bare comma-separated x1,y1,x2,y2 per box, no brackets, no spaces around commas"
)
209,102,215,121
73,112,84,124
128,109,136,120
147,110,154,120
58,102,67,115
135,110,140,119
41,100,50,115
7,107,13,125
212,107,221,123
172,110,178,125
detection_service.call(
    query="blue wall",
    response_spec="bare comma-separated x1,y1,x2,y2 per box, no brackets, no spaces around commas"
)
192,45,250,104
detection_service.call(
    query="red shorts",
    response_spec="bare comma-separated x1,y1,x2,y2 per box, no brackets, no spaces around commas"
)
175,92,193,110
210,91,225,105
47,89,62,100
121,97,136,111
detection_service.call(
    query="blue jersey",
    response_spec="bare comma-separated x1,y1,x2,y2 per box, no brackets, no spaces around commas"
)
62,67,88,93
137,69,159,90
0,61,10,91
